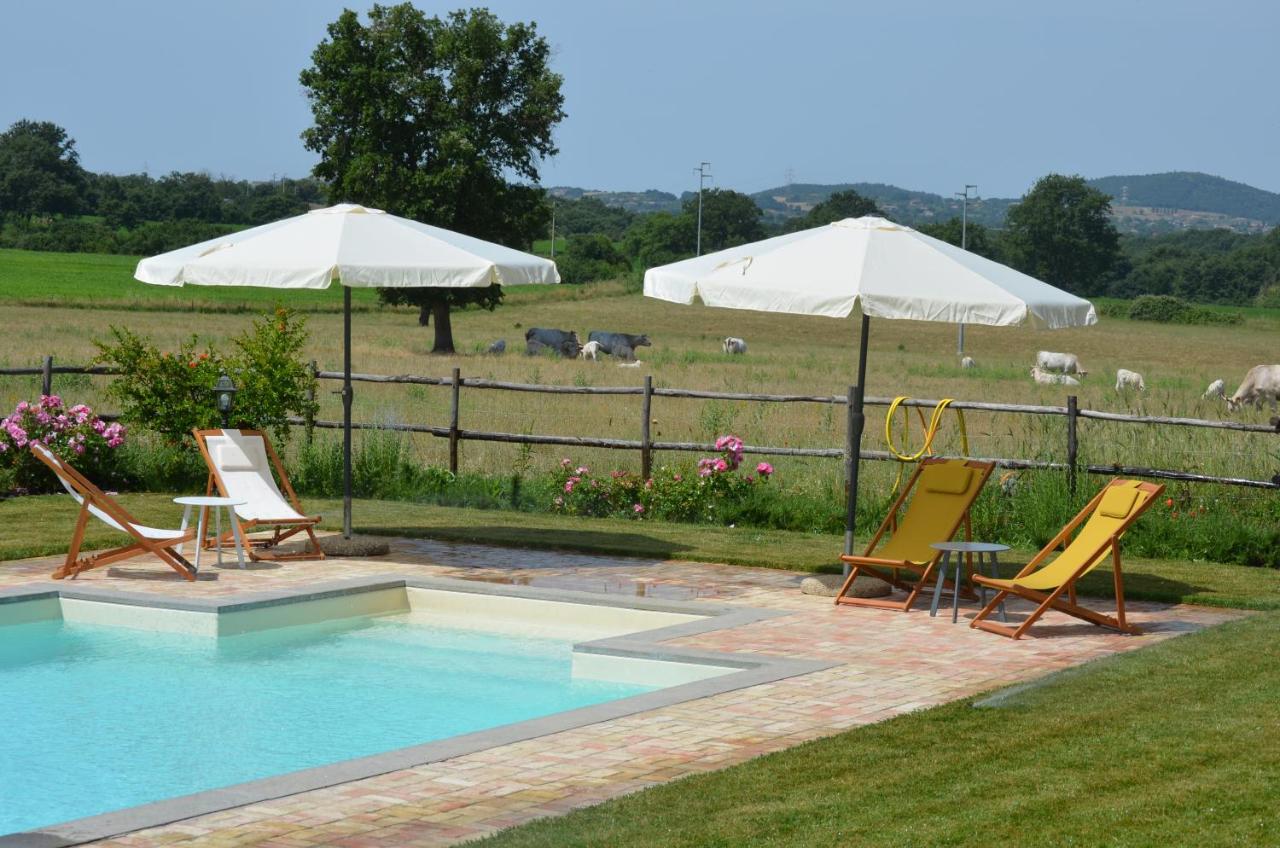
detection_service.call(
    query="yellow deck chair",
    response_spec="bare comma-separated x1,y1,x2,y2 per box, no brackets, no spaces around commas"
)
970,478,1164,639
836,458,995,612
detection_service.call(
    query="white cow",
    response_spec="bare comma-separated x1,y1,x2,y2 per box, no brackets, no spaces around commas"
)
722,337,747,355
616,359,643,369
1036,350,1088,376
1227,365,1280,412
1030,366,1080,386
1115,369,1146,392
1203,378,1227,400
578,340,603,361
960,356,976,369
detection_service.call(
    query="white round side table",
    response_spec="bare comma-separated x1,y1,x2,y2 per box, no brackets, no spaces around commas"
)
174,496,248,571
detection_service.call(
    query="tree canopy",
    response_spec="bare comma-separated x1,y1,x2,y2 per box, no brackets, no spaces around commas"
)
0,120,85,218
300,4,565,353
1003,174,1122,295
789,189,882,231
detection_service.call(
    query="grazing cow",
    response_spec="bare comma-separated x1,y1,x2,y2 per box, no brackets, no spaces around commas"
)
588,331,652,357
723,337,748,355
1036,350,1088,376
1115,369,1146,392
525,327,581,358
1030,366,1080,386
578,340,603,361
960,356,976,369
613,343,635,362
1203,378,1227,400
486,339,506,355
1227,364,1280,412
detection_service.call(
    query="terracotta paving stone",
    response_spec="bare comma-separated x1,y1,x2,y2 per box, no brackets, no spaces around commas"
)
2,535,1243,847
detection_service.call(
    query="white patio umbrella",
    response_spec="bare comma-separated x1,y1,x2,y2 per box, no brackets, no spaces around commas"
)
135,203,560,536
644,216,1096,560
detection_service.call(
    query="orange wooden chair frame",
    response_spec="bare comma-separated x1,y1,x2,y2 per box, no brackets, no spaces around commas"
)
30,444,197,581
835,458,995,612
969,479,1165,639
193,428,325,562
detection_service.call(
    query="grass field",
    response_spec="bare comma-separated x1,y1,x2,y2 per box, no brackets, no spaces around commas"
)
2,247,1277,487
474,610,1280,847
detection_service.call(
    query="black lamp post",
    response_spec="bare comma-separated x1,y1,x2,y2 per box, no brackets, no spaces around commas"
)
214,373,237,429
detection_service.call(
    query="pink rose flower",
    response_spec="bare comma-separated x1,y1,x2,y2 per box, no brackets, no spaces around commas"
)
756,462,773,477
633,503,644,514
713,458,729,473
560,458,572,469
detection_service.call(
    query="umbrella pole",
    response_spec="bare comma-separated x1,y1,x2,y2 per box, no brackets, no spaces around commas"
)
842,313,871,575
342,287,353,539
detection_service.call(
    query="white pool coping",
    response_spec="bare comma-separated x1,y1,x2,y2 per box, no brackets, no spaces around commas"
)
0,575,834,848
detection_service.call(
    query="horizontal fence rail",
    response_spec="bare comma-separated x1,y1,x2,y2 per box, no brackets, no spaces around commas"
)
5,357,1279,491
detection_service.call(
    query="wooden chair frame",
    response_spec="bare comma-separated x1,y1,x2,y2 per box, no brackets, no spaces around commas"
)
835,458,995,612
970,479,1164,639
193,428,325,562
30,445,197,581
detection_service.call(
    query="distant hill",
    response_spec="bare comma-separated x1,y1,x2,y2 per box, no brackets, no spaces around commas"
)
548,186,679,214
551,171,1278,234
1088,172,1280,224
749,183,1012,228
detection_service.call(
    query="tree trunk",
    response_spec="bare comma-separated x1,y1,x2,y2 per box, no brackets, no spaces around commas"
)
430,302,455,354
418,304,431,326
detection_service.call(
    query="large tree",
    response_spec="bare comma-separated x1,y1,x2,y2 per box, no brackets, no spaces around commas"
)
1003,174,1122,295
0,120,86,218
791,188,882,231
300,4,565,352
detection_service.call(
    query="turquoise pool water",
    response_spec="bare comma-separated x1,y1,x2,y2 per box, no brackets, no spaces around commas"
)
0,613,658,835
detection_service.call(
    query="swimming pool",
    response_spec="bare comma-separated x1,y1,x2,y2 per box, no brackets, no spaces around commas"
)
0,578,827,843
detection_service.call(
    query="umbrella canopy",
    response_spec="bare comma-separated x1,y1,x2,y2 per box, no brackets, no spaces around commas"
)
644,215,1096,566
136,203,559,537
644,216,1095,328
136,203,559,290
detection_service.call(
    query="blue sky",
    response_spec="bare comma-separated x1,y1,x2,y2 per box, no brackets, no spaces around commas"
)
3,0,1276,198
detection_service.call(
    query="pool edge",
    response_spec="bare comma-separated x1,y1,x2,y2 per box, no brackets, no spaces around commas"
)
0,575,834,848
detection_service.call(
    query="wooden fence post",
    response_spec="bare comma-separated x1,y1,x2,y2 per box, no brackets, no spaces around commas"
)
1066,394,1079,497
449,367,462,474
305,359,318,445
641,375,653,479
41,355,53,397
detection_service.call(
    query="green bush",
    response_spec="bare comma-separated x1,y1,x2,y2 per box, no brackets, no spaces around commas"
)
1126,294,1242,325
94,306,318,445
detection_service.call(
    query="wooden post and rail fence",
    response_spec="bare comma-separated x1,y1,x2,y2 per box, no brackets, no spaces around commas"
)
3,356,1279,492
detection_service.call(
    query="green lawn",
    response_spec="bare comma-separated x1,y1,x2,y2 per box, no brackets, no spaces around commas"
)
3,493,1278,610
474,611,1279,848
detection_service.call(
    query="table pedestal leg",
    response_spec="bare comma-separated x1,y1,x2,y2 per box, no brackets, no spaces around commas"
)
951,557,963,623
990,551,1009,623
228,510,247,568
193,507,206,573
177,505,193,559
930,552,950,617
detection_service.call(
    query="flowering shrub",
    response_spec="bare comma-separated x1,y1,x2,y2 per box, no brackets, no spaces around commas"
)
551,434,774,523
0,396,126,493
94,306,318,445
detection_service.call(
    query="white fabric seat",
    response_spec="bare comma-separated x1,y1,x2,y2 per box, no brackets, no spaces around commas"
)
40,446,187,539
204,430,308,522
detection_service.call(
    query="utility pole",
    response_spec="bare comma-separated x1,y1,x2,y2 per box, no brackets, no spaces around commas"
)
694,161,712,256
955,183,978,356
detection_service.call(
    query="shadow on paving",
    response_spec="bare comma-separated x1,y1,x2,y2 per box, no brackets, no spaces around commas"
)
375,525,695,564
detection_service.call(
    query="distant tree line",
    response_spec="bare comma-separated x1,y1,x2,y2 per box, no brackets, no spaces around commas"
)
0,119,325,255
3,116,1277,308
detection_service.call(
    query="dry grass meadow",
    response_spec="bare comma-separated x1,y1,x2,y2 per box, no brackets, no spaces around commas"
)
3,273,1278,503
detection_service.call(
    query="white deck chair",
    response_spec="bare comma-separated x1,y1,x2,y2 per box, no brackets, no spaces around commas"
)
193,428,324,561
29,443,198,581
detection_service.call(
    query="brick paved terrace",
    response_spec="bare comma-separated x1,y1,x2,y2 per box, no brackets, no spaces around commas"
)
0,537,1242,847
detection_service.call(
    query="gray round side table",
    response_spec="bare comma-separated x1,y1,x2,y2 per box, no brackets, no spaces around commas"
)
929,541,1010,624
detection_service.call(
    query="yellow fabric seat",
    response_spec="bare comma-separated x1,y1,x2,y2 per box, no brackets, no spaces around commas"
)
835,458,994,612
971,479,1163,639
